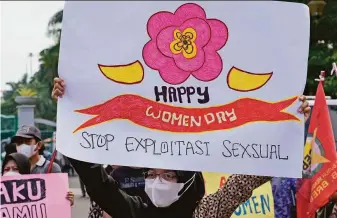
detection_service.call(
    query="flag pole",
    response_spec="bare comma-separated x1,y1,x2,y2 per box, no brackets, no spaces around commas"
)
331,62,337,77
314,71,325,83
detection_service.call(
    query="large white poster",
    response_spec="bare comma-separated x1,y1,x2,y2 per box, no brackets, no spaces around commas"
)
57,1,309,177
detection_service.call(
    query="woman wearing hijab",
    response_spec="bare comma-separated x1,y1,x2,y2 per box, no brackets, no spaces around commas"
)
2,152,31,176
52,78,311,218
1,152,75,206
68,159,268,218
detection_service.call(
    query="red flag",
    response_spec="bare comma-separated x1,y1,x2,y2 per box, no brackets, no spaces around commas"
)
297,81,337,218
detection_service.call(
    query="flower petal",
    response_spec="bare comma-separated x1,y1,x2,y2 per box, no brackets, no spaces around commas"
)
175,3,207,22
171,18,210,72
159,61,191,85
147,12,178,39
173,48,205,72
179,18,211,48
144,3,227,85
143,41,190,85
147,3,207,39
206,19,229,50
192,49,223,82
143,41,170,70
157,26,177,58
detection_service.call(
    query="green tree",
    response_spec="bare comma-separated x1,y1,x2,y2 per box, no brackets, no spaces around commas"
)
1,9,63,121
47,10,63,41
36,9,63,91
305,42,337,97
35,44,60,90
280,0,337,96
306,0,337,97
28,9,63,121
1,74,29,115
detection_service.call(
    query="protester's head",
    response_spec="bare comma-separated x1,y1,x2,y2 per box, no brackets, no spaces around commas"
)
144,168,205,212
4,143,17,155
11,125,43,159
2,152,31,176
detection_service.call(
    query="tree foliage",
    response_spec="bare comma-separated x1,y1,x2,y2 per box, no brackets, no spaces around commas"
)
1,1,336,122
1,10,62,121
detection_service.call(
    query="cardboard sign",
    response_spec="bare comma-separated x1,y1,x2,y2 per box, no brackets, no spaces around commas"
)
57,1,309,177
0,173,70,218
203,172,274,218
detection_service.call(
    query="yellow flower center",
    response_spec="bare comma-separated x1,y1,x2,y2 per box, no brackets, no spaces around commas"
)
169,28,197,59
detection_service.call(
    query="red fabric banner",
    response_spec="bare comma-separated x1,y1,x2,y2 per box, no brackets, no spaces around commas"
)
297,81,337,218
73,94,299,133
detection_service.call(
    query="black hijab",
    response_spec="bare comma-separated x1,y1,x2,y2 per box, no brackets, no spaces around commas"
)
1,152,31,175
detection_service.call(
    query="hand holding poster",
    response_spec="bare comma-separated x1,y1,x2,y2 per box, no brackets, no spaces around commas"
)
57,1,309,177
0,174,71,218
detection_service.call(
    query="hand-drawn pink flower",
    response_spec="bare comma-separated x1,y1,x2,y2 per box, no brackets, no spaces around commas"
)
142,3,228,85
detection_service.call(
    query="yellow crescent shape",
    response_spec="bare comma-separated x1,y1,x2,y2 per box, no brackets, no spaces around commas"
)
98,60,144,84
227,67,273,92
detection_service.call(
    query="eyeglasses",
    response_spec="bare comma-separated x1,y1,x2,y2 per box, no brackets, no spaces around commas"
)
144,171,177,182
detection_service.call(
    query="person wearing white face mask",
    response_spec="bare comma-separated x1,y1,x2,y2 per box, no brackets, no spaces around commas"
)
67,158,270,218
11,125,62,174
10,126,75,206
144,169,197,208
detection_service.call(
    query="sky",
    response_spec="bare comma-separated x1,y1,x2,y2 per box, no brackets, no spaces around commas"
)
1,1,65,92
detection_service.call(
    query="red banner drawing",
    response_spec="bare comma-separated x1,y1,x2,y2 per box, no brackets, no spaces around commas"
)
73,94,299,133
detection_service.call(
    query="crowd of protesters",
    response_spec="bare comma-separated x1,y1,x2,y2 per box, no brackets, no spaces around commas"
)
1,125,74,206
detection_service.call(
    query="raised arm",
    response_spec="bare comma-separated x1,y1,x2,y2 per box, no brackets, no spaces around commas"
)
194,175,270,218
66,157,145,218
